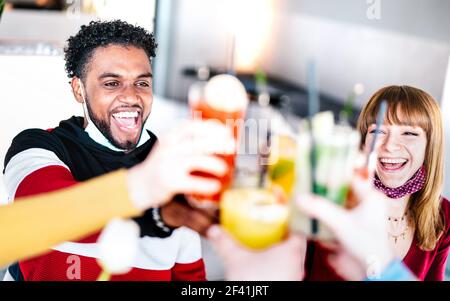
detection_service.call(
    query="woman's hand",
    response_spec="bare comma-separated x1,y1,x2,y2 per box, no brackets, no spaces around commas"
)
296,174,396,280
207,225,306,281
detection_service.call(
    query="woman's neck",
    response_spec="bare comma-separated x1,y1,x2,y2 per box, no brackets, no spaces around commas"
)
387,195,410,218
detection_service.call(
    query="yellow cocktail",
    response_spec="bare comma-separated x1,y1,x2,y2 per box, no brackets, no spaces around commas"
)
267,135,297,200
220,188,289,250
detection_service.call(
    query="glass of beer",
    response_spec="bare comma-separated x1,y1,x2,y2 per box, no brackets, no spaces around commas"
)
187,74,249,208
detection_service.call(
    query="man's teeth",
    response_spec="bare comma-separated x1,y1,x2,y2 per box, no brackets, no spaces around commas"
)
113,112,139,118
380,158,407,164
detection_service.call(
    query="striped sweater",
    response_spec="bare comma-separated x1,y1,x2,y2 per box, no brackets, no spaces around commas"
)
3,116,206,281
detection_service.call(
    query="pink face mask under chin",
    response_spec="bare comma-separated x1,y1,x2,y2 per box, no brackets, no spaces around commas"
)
373,166,427,199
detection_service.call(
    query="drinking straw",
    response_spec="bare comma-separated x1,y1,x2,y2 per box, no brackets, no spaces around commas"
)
366,100,388,176
309,130,319,235
307,61,320,235
258,130,272,188
307,61,320,117
227,33,236,76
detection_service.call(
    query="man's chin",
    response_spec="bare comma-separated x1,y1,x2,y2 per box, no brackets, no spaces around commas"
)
87,110,145,151
112,136,141,150
109,126,142,148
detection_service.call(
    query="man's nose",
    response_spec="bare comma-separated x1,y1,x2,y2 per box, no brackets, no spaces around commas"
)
117,84,140,105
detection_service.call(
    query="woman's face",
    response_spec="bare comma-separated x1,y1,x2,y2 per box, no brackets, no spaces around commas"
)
364,123,427,189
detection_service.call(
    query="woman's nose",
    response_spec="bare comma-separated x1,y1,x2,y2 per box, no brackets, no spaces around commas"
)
381,133,402,152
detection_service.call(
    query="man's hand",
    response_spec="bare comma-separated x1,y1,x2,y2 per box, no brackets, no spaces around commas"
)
127,120,235,211
160,196,218,236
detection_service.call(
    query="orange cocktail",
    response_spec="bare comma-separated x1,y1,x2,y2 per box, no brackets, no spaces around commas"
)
188,74,248,207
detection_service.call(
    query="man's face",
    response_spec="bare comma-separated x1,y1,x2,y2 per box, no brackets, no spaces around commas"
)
80,45,153,150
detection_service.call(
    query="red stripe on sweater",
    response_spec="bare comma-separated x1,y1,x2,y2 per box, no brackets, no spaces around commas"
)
14,166,101,243
18,250,206,281
171,259,206,281
19,250,173,281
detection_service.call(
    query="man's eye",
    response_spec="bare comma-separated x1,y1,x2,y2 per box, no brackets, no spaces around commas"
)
104,81,119,87
136,81,150,87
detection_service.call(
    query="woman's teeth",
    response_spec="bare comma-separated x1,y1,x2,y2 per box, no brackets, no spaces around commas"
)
379,158,408,170
380,158,407,164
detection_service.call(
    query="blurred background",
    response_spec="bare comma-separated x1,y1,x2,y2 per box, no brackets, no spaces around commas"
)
0,0,449,280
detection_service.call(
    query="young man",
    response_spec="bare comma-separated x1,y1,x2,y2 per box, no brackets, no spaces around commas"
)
3,20,214,281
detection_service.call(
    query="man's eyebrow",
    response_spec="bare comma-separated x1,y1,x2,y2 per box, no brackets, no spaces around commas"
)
98,73,121,79
137,72,153,78
98,72,153,79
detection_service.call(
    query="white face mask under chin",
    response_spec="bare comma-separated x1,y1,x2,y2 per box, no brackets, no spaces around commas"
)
79,82,94,127
78,81,151,152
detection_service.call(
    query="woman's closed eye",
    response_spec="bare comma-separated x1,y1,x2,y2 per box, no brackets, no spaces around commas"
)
403,131,419,136
369,129,385,135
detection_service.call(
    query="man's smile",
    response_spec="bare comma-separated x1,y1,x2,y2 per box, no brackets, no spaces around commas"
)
110,107,143,135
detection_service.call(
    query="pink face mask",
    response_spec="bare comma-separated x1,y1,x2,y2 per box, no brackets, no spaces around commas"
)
373,166,426,199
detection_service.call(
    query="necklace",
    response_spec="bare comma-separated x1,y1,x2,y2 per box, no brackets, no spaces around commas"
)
387,212,410,244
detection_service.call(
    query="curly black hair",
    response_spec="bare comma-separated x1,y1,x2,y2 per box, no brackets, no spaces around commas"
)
64,20,157,80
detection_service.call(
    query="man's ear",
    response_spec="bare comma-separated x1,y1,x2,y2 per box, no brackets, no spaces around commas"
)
71,77,85,104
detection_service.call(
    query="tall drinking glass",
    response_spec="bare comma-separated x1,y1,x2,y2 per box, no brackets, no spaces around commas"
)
187,74,249,208
290,112,361,239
